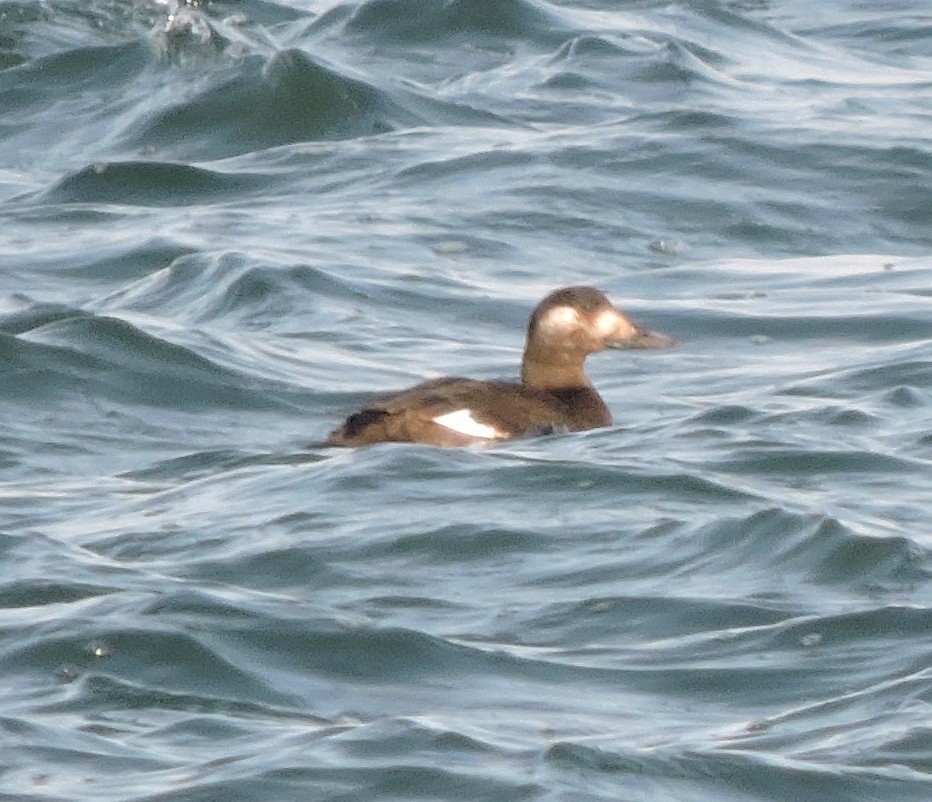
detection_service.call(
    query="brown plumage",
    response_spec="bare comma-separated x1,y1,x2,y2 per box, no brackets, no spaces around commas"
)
326,286,675,447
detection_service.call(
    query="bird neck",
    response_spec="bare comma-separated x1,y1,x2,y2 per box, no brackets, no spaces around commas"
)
521,350,591,390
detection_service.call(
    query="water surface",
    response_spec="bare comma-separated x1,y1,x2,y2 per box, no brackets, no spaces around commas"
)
1,1,931,800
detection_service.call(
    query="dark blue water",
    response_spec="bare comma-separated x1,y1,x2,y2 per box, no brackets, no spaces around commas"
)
2,1,931,800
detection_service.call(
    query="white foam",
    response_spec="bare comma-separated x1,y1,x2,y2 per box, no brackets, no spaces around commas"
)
433,409,503,439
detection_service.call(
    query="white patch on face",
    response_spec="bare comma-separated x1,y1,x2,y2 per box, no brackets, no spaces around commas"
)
595,308,634,338
433,409,504,439
539,305,581,334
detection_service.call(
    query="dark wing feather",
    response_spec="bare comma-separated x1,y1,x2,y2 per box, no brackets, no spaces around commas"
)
326,378,573,446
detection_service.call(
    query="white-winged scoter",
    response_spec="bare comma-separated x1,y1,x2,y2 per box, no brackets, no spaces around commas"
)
326,286,675,447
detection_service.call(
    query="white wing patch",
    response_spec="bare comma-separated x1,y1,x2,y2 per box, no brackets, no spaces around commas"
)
433,409,504,439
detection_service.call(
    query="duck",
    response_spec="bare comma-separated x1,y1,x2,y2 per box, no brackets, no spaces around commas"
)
325,286,675,447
